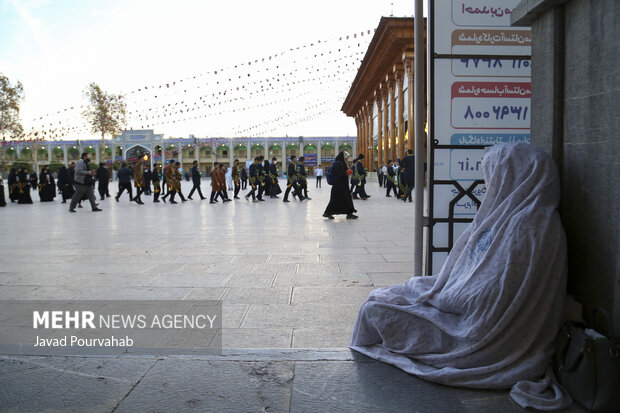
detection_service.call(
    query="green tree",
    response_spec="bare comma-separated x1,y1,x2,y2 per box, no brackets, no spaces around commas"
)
82,82,127,161
0,74,25,172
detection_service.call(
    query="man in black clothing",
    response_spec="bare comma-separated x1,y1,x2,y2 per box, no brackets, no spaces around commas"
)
115,162,133,202
244,158,262,202
283,155,304,202
143,164,152,195
297,156,310,200
262,158,271,197
187,160,206,200
269,157,281,198
151,163,161,202
352,154,370,200
350,158,358,194
401,149,415,202
240,166,248,189
256,156,265,201
385,160,398,197
95,162,110,201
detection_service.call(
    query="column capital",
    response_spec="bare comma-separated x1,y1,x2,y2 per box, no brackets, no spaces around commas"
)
403,49,415,78
374,89,383,108
385,73,395,93
393,63,405,86
380,81,390,100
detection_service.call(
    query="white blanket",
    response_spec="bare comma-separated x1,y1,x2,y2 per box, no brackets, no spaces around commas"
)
350,143,571,409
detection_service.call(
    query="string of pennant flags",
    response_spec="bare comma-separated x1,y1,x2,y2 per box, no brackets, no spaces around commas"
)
9,27,375,142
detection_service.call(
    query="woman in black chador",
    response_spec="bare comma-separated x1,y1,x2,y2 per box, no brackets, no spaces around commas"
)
323,151,358,219
38,165,56,202
7,168,18,203
56,166,74,203
17,168,33,204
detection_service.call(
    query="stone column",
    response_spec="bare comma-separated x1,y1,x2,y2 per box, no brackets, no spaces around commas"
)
229,141,234,166
63,147,68,166
394,64,405,160
95,145,100,164
375,91,383,167
387,74,396,162
382,81,390,163
366,101,374,170
47,145,52,163
246,143,251,161
403,52,415,153
317,140,321,168
359,111,365,161
365,103,371,164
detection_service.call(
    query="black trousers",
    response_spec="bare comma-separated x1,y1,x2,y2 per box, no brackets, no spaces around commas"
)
98,181,108,200
234,184,240,198
241,178,248,189
403,180,414,201
386,181,398,197
245,184,257,200
134,186,144,201
352,182,368,198
316,176,322,188
188,183,205,199
117,182,133,200
153,183,160,202
283,181,303,201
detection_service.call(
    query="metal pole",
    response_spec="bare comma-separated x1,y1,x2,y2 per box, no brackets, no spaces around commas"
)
413,0,425,276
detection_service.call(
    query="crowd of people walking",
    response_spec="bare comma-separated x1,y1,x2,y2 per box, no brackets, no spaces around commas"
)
375,149,416,202
1,150,417,220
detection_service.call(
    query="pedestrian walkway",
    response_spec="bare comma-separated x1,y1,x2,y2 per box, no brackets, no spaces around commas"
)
1,179,415,348
0,349,584,412
0,179,584,412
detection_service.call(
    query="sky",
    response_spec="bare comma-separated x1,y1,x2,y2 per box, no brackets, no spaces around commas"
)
0,0,421,141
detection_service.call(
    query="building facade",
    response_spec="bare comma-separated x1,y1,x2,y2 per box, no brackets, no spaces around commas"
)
342,17,421,170
0,130,356,176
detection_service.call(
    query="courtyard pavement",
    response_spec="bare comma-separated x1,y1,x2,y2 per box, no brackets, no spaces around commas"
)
1,178,414,348
0,178,583,412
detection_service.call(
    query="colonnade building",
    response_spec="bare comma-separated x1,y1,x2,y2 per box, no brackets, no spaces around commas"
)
0,130,356,175
342,17,422,170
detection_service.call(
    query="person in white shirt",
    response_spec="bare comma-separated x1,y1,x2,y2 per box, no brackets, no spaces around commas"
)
314,165,324,188
381,164,388,187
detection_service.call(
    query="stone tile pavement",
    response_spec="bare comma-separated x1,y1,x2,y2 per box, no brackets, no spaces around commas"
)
0,179,415,349
0,179,584,412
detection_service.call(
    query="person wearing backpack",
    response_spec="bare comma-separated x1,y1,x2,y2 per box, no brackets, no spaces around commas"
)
323,151,357,219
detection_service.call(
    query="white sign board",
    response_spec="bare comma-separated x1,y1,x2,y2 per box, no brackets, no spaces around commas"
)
429,0,531,274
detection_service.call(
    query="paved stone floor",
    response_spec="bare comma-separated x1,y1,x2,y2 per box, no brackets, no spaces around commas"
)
0,179,584,412
1,179,414,348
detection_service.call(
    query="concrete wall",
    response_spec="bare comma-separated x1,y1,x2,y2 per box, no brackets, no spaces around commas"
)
513,0,619,333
